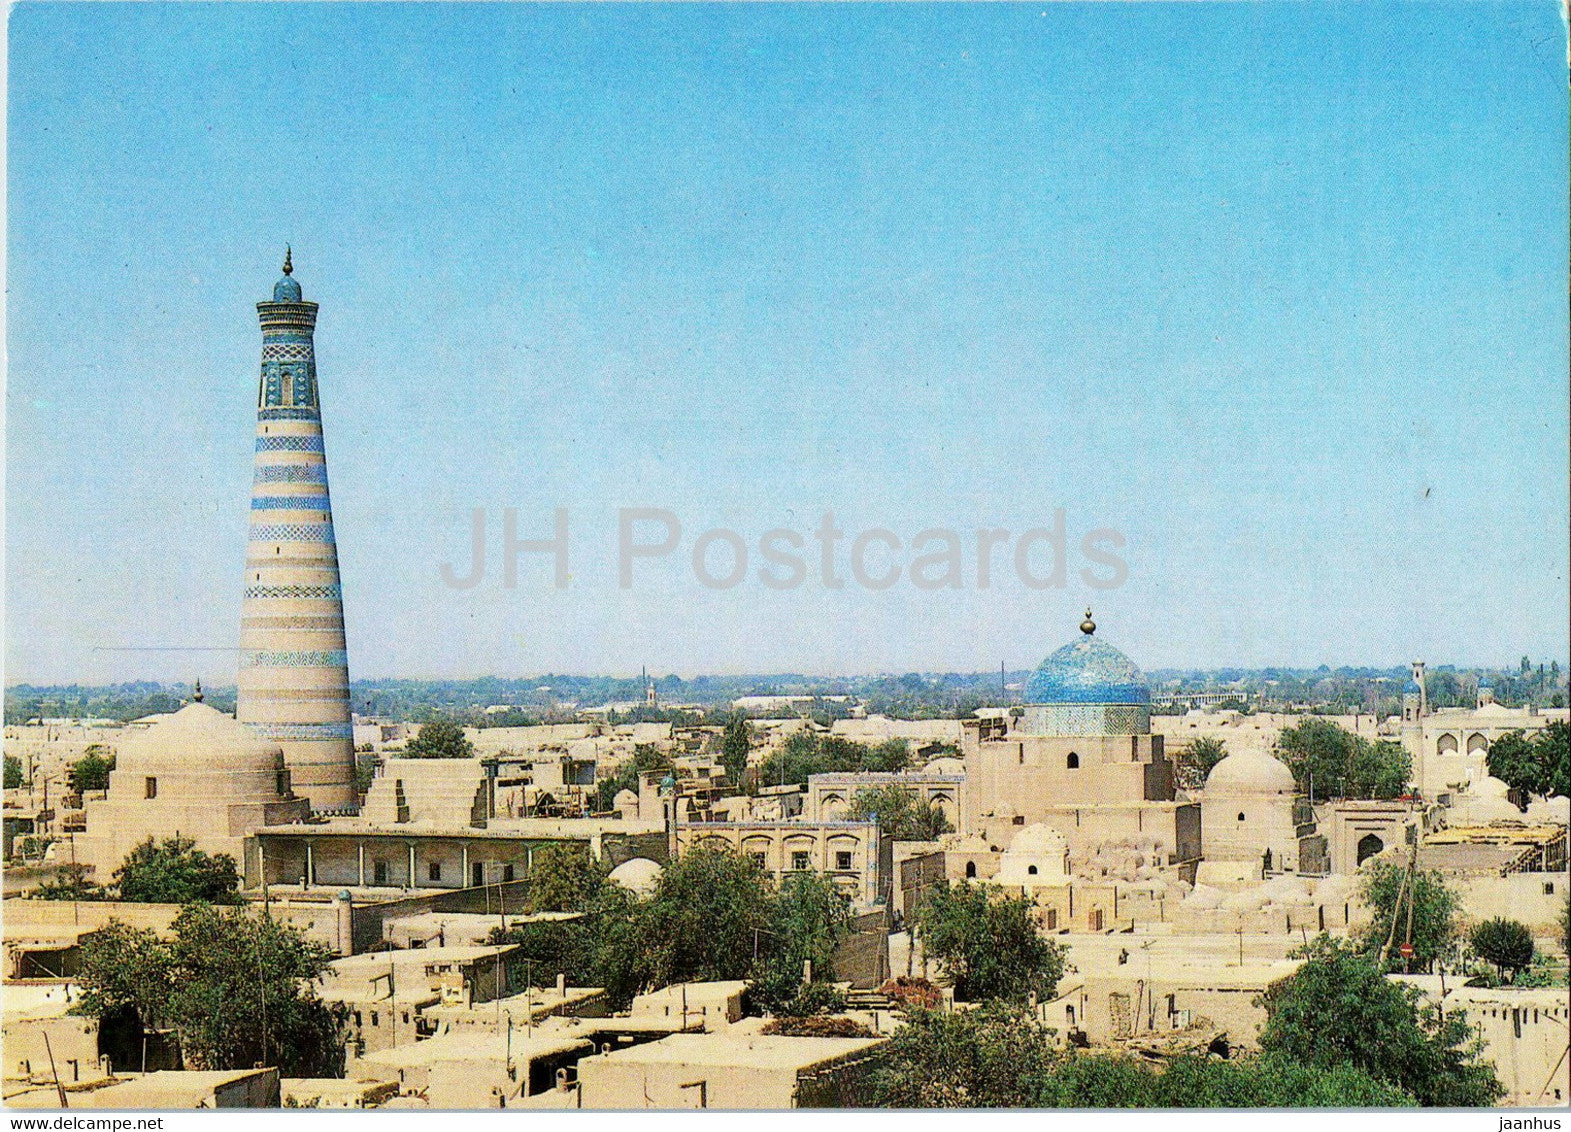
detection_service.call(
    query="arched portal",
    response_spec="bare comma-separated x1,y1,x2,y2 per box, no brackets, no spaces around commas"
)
1356,833,1384,865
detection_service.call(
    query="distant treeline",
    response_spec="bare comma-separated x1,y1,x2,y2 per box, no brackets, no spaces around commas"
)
6,660,1563,726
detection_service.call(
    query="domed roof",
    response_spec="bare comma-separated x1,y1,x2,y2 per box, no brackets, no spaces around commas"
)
272,247,302,302
1204,749,1297,796
608,857,663,897
117,701,285,774
1403,680,1422,694
1005,822,1069,858
1023,612,1149,706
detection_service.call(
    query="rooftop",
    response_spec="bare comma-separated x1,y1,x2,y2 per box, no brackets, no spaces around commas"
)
585,1031,884,1071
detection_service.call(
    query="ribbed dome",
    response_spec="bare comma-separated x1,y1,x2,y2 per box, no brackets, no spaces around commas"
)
1204,750,1297,796
117,701,285,774
273,275,303,302
1024,634,1149,705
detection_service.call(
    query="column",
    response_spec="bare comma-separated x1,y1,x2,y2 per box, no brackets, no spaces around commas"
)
357,841,366,887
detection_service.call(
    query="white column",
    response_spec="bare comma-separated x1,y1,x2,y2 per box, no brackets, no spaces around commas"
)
306,841,315,886
407,842,416,890
461,843,470,888
357,841,366,887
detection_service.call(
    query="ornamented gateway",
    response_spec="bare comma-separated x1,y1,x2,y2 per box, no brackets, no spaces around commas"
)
236,251,356,809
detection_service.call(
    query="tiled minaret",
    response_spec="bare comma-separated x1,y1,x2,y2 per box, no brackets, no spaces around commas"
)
236,250,356,809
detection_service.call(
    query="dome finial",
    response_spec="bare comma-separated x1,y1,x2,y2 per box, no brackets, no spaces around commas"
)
282,245,293,276
193,678,204,703
1080,609,1096,635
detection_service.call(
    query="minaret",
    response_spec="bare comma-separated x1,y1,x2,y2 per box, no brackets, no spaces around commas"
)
236,251,356,809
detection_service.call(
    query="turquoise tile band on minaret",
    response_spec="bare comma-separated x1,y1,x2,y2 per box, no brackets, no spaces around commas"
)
236,251,357,810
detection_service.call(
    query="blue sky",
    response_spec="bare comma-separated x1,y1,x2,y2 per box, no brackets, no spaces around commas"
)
7,2,1568,683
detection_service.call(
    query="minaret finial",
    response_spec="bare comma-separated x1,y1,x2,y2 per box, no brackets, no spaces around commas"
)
1080,609,1096,635
282,245,293,276
193,678,204,703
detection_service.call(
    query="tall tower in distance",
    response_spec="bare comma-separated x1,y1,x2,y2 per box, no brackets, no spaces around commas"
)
236,250,356,810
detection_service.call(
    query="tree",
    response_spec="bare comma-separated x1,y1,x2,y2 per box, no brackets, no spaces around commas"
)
113,836,242,906
859,1002,1060,1108
720,716,752,787
33,863,108,902
913,881,1065,1003
635,844,775,988
1036,1051,1415,1107
1187,737,1228,779
1257,935,1502,1107
863,739,912,773
4,755,23,790
1469,918,1535,984
1486,730,1542,798
752,869,851,1014
522,843,607,914
403,714,474,759
76,905,345,1077
69,746,116,794
846,785,952,842
1538,721,1569,798
1278,719,1410,800
1354,859,1458,973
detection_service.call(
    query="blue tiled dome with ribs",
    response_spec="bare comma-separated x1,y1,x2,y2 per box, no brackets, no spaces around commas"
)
1024,612,1149,706
272,246,302,302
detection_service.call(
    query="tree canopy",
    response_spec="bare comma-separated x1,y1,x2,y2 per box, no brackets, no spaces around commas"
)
758,732,911,788
403,714,475,759
4,755,24,790
858,1003,1415,1108
114,836,243,906
1353,859,1458,973
1469,917,1535,984
1278,719,1410,799
75,904,344,1077
720,716,752,787
1257,935,1502,1107
1487,723,1569,799
69,746,116,794
846,784,953,842
913,880,1065,1004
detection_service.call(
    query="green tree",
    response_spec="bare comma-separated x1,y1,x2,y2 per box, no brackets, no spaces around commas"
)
1278,719,1409,800
846,784,953,842
76,905,345,1077
1187,736,1228,779
635,844,774,988
33,863,108,902
860,1002,1060,1107
4,755,24,790
1537,720,1569,798
1034,1051,1416,1107
69,747,116,794
1257,935,1502,1106
1469,918,1535,984
1354,859,1458,972
113,836,243,906
1486,730,1542,798
752,869,851,1014
522,843,607,913
863,739,912,773
720,716,752,787
403,714,474,759
913,880,1065,1004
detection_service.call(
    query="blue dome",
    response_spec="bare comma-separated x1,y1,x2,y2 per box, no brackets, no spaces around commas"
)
1024,631,1149,706
1403,680,1422,694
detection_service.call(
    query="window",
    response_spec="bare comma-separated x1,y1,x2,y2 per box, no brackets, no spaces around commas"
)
374,861,389,885
751,852,767,868
965,861,977,878
1027,865,1039,876
370,1012,379,1027
502,864,515,882
144,777,157,799
428,861,442,882
1237,812,1246,822
791,851,810,871
836,851,853,870
1545,882,1556,896
1045,908,1057,929
1067,753,1080,769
